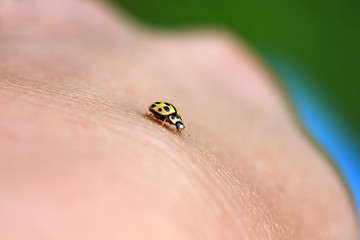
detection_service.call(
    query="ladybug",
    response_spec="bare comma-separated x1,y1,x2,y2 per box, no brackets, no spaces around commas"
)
146,101,185,133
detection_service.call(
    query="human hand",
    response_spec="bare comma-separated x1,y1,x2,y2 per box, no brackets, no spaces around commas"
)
0,0,357,239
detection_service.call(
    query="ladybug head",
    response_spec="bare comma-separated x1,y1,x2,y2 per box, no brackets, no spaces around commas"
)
175,122,185,132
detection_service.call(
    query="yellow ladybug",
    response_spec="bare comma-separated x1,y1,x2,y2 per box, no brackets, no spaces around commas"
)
146,101,185,133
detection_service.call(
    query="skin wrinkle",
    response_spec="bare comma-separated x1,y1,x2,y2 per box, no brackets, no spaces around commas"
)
0,66,288,239
0,76,132,118
168,52,356,238
188,140,290,238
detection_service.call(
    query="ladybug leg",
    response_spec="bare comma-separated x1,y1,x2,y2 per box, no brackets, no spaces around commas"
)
145,113,153,118
159,118,167,127
173,129,183,136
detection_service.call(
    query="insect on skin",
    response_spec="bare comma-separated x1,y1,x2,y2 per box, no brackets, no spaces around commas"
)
145,101,186,134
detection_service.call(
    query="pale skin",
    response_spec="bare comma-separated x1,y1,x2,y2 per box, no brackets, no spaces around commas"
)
0,0,358,239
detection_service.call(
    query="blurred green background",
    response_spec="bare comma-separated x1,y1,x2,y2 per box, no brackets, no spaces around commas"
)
109,0,360,216
109,0,360,134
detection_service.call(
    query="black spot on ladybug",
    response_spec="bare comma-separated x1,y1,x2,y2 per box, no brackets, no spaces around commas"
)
158,108,162,112
164,106,170,112
164,102,170,106
150,104,156,108
155,102,161,104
